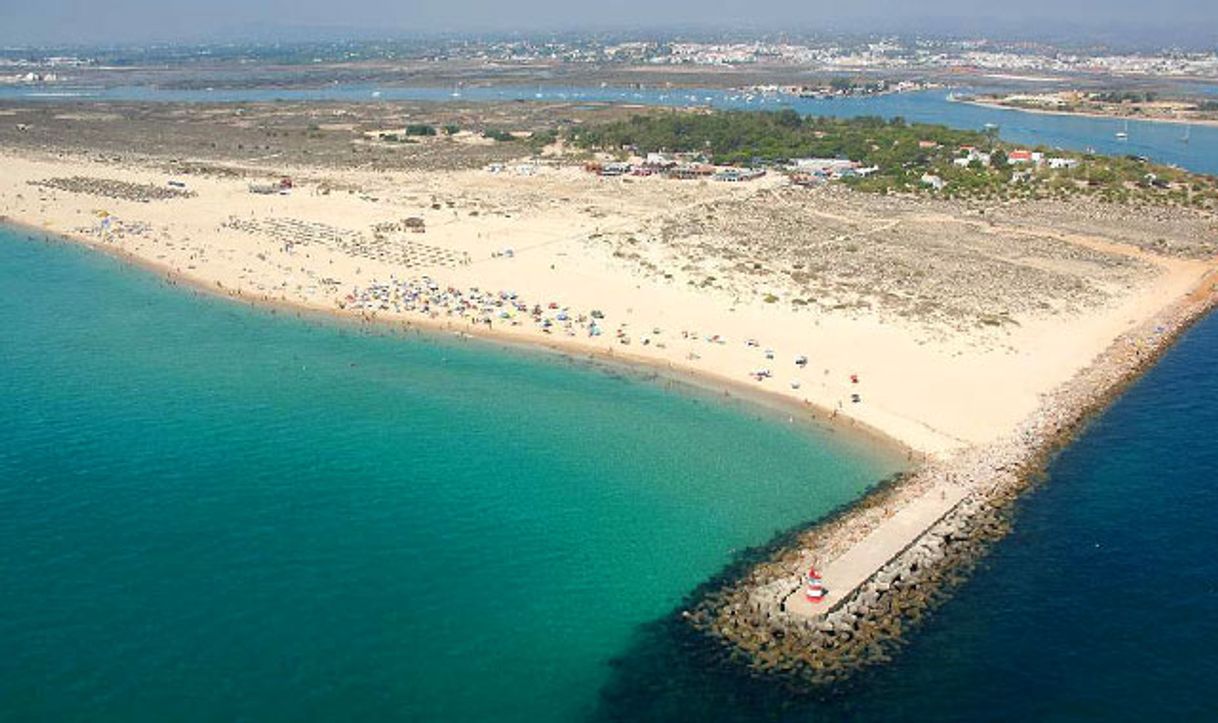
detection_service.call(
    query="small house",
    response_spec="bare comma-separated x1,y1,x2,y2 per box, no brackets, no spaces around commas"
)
644,152,676,169
920,173,946,190
667,164,715,180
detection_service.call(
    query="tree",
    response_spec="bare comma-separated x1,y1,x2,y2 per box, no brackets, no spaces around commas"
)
829,77,853,93
774,108,802,129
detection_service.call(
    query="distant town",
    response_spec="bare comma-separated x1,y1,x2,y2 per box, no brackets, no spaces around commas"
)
3,33,1218,84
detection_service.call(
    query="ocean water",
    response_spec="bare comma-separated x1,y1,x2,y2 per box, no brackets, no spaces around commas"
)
2,84,1215,174
593,289,1218,721
0,226,903,721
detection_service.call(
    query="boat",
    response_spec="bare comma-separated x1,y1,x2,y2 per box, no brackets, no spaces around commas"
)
1182,126,1191,144
805,567,827,602
1116,120,1129,140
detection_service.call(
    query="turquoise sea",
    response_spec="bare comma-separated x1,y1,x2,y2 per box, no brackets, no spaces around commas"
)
0,226,903,721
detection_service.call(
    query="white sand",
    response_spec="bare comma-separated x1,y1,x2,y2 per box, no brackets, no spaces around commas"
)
2,149,1212,460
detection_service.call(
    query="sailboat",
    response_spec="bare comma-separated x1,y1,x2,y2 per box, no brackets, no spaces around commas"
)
1182,126,1191,144
1115,119,1129,140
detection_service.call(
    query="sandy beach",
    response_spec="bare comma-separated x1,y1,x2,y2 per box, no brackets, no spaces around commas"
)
3,143,1213,460
958,97,1218,129
3,103,1217,675
1,89,1217,701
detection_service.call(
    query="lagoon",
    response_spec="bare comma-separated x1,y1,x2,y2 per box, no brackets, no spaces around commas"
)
3,84,1216,174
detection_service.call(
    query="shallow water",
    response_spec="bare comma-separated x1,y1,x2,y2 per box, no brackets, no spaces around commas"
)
0,227,902,721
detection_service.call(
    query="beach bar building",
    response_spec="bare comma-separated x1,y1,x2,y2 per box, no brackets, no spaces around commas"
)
714,167,766,182
667,163,715,180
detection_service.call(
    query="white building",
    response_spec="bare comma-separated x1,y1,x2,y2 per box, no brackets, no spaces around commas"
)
1048,157,1080,170
955,149,992,167
920,173,946,190
790,158,857,174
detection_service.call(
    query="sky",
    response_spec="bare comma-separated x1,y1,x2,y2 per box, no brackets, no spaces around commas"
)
0,0,1215,47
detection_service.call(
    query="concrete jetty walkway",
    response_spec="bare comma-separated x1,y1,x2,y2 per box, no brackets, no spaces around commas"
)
784,481,970,618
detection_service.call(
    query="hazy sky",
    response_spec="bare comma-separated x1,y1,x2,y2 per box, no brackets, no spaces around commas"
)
1,0,1215,46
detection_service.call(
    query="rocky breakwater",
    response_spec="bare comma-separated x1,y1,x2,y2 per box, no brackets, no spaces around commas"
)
686,268,1218,686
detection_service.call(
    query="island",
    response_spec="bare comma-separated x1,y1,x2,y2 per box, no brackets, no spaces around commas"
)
961,89,1218,128
3,99,1216,684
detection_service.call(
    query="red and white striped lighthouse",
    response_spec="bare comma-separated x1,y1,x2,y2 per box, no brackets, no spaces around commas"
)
805,566,827,602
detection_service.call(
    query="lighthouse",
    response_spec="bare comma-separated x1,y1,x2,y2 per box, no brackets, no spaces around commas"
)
805,567,828,603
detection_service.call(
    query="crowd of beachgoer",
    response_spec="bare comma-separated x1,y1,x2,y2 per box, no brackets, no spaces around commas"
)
341,276,607,339
339,275,850,395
